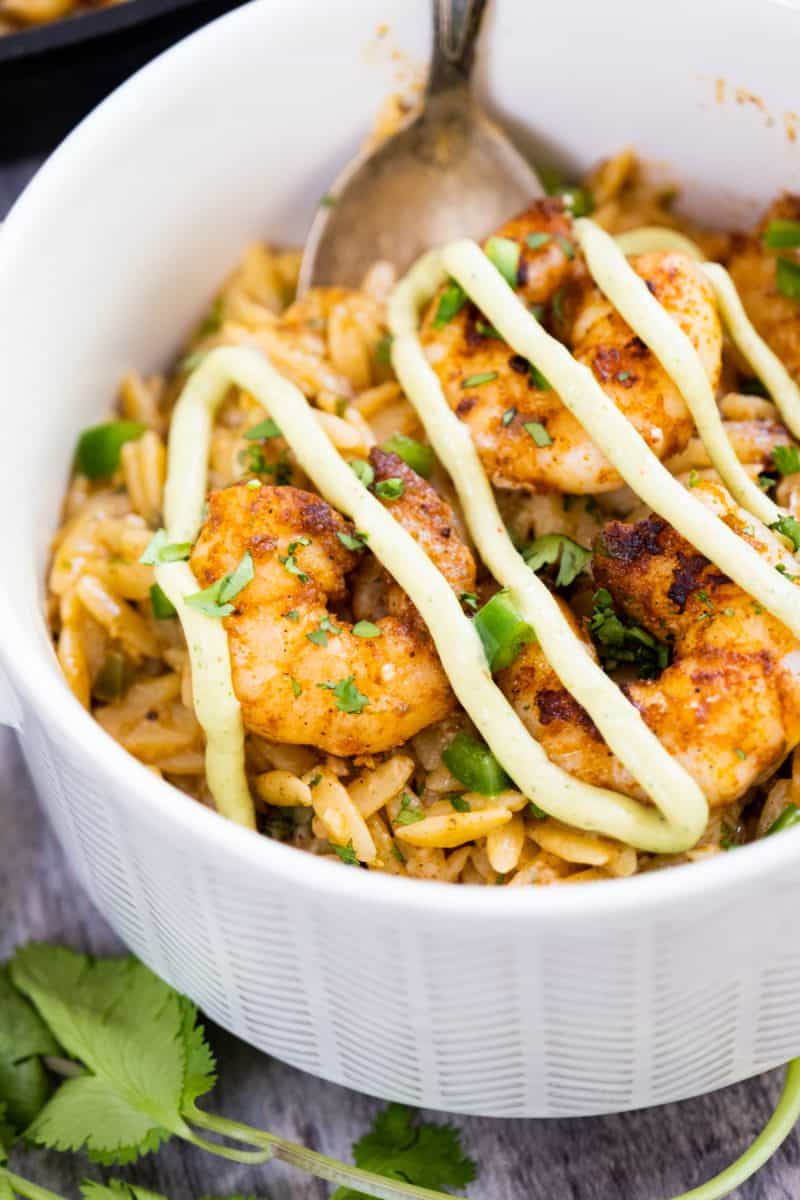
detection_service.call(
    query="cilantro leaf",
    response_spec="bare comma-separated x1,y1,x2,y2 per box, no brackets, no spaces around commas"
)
332,1103,475,1200
0,1104,14,1158
317,676,370,714
771,514,800,552
773,444,800,476
523,533,591,588
0,965,60,1131
178,998,216,1110
11,946,191,1164
81,1180,168,1200
588,589,670,678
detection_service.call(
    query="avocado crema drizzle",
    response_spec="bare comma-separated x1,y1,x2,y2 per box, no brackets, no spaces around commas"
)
160,220,800,851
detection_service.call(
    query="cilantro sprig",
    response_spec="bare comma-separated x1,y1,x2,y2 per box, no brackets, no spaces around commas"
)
0,945,474,1200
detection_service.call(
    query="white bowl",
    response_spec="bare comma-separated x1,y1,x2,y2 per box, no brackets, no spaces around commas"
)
3,0,800,1119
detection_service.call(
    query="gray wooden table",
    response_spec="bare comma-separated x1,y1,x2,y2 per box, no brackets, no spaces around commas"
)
2,161,799,1200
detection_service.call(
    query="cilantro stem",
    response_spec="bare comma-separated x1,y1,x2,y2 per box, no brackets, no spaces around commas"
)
181,1128,273,1165
186,1106,456,1200
668,1059,800,1199
2,1169,66,1200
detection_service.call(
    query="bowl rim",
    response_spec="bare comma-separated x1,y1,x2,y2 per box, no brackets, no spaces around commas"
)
2,0,798,928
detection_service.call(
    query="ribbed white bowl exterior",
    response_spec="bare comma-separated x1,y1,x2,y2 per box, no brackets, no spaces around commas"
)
4,0,800,1118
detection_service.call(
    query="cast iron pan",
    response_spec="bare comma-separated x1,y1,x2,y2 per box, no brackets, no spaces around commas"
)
1,0,248,159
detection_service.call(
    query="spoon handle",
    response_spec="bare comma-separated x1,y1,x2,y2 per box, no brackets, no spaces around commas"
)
427,0,488,96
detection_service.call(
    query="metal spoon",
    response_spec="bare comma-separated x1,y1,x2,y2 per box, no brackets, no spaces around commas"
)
298,0,542,293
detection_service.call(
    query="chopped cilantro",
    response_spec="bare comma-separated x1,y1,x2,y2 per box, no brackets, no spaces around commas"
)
773,444,800,476
448,794,471,813
460,591,479,611
375,477,405,500
284,609,299,622
185,551,254,617
688,469,699,488
462,371,498,388
317,676,370,713
139,530,192,566
524,533,591,587
588,588,670,678
337,530,368,551
395,793,425,825
375,333,393,364
307,615,341,647
776,257,800,300
279,537,311,582
485,235,520,287
770,515,800,551
529,363,552,391
502,407,517,427
616,370,631,383
244,417,282,441
735,747,747,761
528,800,548,820
332,841,359,866
432,281,467,328
348,459,375,487
524,421,552,447
290,676,302,698
352,620,382,639
556,234,575,260
525,232,552,250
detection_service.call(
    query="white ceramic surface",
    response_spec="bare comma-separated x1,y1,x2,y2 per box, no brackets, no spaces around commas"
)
2,0,800,1118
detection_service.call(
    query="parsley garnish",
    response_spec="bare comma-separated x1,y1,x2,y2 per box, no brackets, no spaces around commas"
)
348,459,375,487
307,615,341,647
332,841,359,866
337,530,368,551
395,793,425,825
524,533,591,587
352,620,382,639
432,281,467,328
139,530,192,566
523,421,552,447
244,417,282,441
185,551,254,617
375,477,405,500
588,588,670,678
771,515,800,551
279,537,311,582
556,234,575,260
773,445,800,476
462,372,498,388
485,236,520,287
528,363,552,391
525,232,552,250
317,676,370,713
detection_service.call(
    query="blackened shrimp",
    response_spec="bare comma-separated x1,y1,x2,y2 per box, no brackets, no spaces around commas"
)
419,199,722,494
189,452,475,756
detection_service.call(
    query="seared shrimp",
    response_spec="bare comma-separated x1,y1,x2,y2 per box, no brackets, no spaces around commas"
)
498,480,800,807
190,451,476,756
728,194,800,381
419,199,722,494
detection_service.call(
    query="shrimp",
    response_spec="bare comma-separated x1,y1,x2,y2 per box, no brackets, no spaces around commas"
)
497,479,800,807
189,450,476,756
727,194,800,381
419,199,722,494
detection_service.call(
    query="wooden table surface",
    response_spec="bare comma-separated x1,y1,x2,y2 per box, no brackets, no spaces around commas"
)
2,159,799,1200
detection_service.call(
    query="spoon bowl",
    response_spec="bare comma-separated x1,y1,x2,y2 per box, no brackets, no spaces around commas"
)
298,0,542,291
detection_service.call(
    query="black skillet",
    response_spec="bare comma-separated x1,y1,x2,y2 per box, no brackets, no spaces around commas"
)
1,0,248,160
